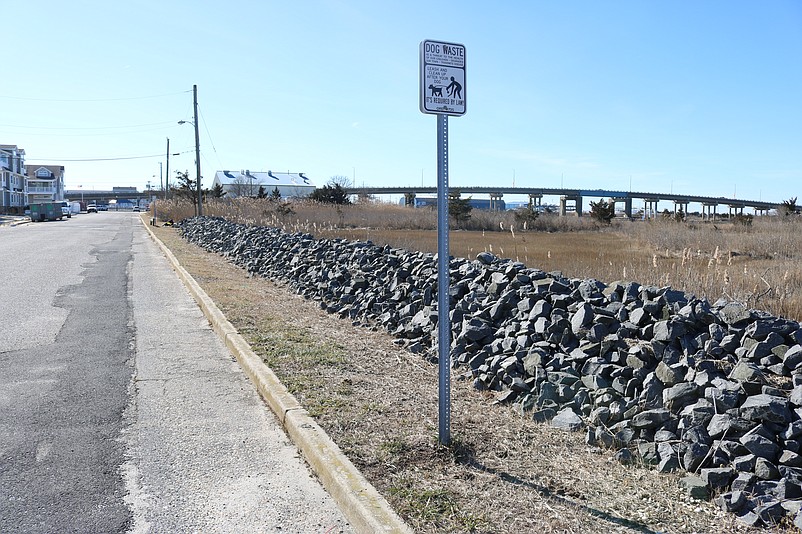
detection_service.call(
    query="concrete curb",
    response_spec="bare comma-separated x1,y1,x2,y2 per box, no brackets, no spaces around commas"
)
142,220,412,534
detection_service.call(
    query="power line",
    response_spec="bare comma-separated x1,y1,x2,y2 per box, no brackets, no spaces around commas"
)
32,150,192,162
0,125,177,138
0,120,178,130
0,90,191,102
198,105,223,169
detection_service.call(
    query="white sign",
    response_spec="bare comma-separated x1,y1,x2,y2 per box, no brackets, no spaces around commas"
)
420,40,466,116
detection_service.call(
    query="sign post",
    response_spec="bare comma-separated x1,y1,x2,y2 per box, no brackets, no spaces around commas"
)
420,40,466,446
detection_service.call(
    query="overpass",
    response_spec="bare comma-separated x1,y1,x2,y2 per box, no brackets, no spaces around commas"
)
65,190,157,204
350,186,780,218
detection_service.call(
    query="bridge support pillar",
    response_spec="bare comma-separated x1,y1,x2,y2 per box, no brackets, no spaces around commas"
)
559,195,582,216
623,198,633,219
702,203,717,221
643,198,659,219
489,193,504,211
673,201,689,219
528,194,543,209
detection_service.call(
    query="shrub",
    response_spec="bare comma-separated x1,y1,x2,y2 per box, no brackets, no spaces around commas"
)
589,200,615,224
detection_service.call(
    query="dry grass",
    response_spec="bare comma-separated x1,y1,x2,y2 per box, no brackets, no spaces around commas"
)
155,199,802,322
145,214,792,533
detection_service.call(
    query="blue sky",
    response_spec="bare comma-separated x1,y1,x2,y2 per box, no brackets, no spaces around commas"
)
4,1,801,206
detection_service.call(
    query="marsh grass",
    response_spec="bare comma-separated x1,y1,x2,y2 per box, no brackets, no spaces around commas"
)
155,198,802,321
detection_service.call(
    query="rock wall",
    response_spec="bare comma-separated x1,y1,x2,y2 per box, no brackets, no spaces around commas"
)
179,217,802,529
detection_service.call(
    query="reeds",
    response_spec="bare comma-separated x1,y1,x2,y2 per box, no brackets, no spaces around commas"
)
155,199,802,321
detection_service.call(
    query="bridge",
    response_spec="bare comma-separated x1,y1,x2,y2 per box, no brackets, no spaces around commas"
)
65,190,158,204
349,186,780,218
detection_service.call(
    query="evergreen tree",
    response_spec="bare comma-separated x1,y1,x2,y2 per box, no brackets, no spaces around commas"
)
210,182,226,198
309,183,350,204
589,199,616,224
449,195,473,225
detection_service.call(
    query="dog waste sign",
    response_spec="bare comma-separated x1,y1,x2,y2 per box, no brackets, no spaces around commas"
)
420,40,466,116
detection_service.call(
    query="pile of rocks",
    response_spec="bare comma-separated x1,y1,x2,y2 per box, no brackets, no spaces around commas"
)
178,217,802,529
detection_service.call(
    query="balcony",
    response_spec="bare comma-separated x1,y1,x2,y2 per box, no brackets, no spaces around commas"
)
27,186,57,194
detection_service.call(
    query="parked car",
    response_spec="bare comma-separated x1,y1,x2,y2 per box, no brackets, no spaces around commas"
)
87,204,98,213
60,202,72,218
133,206,141,212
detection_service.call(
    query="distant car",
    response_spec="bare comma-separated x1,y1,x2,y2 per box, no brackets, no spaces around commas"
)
87,204,98,213
133,206,141,212
98,205,108,211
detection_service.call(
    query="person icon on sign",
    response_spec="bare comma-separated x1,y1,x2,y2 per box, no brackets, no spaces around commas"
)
446,76,462,99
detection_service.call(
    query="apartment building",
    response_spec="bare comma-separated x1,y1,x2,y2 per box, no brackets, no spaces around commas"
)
26,164,65,204
0,145,27,214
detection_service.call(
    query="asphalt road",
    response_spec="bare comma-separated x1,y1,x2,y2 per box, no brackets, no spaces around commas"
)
0,213,352,533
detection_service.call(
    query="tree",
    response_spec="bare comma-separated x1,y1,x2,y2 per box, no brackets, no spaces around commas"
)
589,199,615,224
449,195,473,224
256,185,267,199
328,174,353,190
174,170,197,207
228,174,263,198
309,182,351,204
209,182,226,198
780,196,799,216
513,206,539,226
269,187,282,201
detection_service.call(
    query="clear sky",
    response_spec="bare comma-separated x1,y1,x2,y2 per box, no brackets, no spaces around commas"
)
4,1,801,206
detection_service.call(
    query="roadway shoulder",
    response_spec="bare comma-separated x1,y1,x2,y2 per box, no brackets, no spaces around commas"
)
141,218,412,534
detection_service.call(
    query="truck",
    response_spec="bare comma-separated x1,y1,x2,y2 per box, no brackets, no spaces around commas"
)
30,202,66,222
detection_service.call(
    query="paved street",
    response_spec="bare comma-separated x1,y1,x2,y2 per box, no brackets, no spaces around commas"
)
0,213,352,533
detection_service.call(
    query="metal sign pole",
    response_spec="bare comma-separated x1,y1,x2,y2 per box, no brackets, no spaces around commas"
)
436,113,451,446
420,38,465,448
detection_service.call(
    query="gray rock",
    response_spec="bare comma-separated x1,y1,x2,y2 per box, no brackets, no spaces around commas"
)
679,475,709,499
653,319,686,342
755,500,786,526
715,490,747,512
663,382,700,412
784,344,802,370
740,432,780,460
630,408,671,429
739,394,792,425
728,360,766,384
550,407,584,432
613,448,633,464
719,302,752,326
701,467,735,490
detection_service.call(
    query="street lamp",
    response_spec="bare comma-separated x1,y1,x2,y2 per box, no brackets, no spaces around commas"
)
178,84,202,216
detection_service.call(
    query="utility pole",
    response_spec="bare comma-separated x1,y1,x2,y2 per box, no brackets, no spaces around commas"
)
193,84,202,216
159,162,163,197
165,137,170,199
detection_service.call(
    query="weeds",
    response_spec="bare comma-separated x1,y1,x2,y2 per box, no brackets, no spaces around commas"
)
156,198,802,321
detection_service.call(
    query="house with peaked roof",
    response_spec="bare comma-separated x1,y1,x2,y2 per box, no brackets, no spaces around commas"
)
212,170,315,199
26,164,65,204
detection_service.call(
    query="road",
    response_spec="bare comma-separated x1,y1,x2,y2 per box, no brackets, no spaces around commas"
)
0,213,352,533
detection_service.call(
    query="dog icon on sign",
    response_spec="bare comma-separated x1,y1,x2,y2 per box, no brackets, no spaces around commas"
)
428,84,443,97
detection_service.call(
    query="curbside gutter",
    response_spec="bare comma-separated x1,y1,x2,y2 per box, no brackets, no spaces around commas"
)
142,219,412,534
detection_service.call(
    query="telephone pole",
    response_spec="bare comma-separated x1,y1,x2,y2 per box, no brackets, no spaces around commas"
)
193,84,202,216
165,137,170,199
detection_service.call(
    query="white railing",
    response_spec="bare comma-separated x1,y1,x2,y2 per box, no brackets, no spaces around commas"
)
27,186,56,193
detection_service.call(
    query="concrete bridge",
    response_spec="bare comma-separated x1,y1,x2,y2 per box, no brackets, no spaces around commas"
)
350,186,779,218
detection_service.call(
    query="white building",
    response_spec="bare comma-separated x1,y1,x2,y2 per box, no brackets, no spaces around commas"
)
212,170,315,199
0,145,27,213
26,164,65,204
